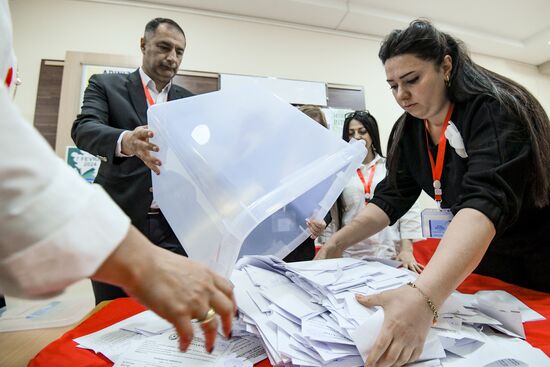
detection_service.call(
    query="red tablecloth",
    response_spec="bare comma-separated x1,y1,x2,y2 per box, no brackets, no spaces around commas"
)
413,239,550,356
29,239,550,366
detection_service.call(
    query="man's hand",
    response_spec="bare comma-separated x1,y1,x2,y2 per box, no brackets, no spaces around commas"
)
121,126,162,175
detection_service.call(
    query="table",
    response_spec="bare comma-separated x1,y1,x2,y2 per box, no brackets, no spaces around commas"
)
0,302,110,367
11,240,550,366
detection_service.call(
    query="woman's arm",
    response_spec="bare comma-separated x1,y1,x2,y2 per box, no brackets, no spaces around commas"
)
357,208,495,367
395,201,424,272
315,203,390,259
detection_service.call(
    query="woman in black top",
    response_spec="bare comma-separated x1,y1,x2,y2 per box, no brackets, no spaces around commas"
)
316,19,550,367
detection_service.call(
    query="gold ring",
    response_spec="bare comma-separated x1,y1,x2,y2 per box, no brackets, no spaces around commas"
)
199,308,216,324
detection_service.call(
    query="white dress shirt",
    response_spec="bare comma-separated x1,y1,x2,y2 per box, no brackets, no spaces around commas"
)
115,67,171,157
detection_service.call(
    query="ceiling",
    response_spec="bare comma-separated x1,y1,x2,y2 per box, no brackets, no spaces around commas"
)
118,0,550,67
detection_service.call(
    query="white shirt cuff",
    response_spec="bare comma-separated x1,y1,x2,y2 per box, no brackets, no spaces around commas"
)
116,130,134,157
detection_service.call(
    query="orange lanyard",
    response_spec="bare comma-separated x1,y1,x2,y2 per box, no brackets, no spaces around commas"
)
357,163,377,203
424,103,454,204
142,82,156,107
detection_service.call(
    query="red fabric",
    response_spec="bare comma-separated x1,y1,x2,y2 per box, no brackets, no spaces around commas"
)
413,239,550,356
4,66,13,88
29,240,550,366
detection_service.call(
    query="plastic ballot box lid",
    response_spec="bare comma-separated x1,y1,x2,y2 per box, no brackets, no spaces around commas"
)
148,83,366,276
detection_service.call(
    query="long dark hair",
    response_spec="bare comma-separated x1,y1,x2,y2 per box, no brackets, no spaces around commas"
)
342,111,384,157
379,19,550,207
336,111,384,228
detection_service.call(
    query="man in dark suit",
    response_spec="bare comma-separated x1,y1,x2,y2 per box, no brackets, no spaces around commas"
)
72,18,192,303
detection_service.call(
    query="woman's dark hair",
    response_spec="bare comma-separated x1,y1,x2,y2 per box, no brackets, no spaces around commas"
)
336,111,384,228
379,19,550,207
342,111,384,156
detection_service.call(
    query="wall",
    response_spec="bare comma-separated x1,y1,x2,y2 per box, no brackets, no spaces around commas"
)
9,0,550,209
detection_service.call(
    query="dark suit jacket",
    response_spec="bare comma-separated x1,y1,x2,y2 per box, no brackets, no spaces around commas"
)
72,69,193,233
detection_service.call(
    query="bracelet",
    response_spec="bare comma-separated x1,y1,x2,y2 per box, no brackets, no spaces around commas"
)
407,282,439,324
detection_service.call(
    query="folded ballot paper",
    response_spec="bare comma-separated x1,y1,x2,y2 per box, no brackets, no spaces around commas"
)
231,255,550,367
73,310,266,366
148,82,366,277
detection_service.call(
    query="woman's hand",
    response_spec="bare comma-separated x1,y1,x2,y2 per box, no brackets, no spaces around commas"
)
94,227,237,353
314,238,345,260
355,285,434,367
306,219,326,239
395,249,424,274
395,239,424,273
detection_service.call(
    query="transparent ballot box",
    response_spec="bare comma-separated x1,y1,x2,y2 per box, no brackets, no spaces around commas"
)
149,84,366,276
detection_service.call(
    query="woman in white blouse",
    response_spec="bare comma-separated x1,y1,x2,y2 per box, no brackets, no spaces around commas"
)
336,111,423,272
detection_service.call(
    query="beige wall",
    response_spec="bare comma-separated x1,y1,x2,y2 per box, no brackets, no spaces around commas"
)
9,0,550,209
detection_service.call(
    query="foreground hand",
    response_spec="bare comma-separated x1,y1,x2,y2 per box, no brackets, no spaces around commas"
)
121,125,162,175
128,248,236,353
307,219,326,239
314,239,344,260
355,285,433,367
94,227,237,353
395,250,424,274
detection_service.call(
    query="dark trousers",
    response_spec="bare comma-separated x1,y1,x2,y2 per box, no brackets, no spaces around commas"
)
283,238,315,263
91,211,187,304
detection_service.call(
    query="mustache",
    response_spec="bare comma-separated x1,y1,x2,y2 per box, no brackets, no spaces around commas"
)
159,61,177,71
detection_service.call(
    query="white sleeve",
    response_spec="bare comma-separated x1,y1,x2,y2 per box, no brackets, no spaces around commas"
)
397,201,423,241
116,130,134,157
0,84,130,298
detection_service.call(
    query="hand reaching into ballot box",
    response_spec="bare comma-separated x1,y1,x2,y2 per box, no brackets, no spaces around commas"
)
121,125,162,175
93,226,237,353
355,285,433,367
314,238,345,260
306,219,327,239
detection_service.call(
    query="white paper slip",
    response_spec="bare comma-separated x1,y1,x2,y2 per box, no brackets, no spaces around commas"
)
260,283,325,320
351,310,445,363
74,311,166,363
113,329,265,367
439,336,483,358
475,290,545,323
302,315,354,345
476,298,525,339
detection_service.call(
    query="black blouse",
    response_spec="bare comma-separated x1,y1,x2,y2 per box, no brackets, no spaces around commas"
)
371,94,550,255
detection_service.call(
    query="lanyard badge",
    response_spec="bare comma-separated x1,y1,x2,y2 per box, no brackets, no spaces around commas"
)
142,82,156,107
357,164,377,203
421,104,454,238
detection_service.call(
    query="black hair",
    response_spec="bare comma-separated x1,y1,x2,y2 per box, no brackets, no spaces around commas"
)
379,19,550,207
144,18,185,39
341,111,384,157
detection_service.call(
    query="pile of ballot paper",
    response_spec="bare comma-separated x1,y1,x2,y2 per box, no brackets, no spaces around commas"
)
74,309,267,367
231,255,550,367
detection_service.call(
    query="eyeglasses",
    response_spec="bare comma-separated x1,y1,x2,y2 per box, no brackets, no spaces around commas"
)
345,110,372,120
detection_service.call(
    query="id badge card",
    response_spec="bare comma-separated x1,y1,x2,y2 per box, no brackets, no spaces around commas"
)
421,208,454,238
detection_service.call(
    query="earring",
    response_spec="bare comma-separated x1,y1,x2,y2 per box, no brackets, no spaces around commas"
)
445,75,451,88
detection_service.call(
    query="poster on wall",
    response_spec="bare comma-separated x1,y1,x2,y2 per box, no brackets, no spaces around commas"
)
65,146,101,183
321,107,354,139
79,65,135,113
